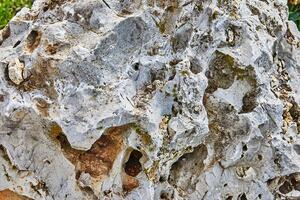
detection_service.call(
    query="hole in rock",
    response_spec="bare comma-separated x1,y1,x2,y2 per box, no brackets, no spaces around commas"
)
26,30,42,52
159,176,167,182
279,181,293,194
169,144,207,193
238,193,247,200
225,196,233,200
257,154,263,161
291,175,299,187
205,51,258,113
13,41,21,48
132,63,140,71
267,172,300,195
160,191,172,200
124,150,143,177
103,190,111,196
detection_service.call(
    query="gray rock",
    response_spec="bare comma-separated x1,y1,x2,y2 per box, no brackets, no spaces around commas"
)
0,0,299,199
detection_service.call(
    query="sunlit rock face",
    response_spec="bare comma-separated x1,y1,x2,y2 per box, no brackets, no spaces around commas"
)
0,0,300,199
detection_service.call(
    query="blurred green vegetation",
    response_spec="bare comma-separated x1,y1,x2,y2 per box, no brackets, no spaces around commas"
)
0,2,299,30
289,3,300,30
0,0,32,29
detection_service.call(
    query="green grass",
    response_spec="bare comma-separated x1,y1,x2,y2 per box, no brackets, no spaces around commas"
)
0,0,32,29
289,3,300,30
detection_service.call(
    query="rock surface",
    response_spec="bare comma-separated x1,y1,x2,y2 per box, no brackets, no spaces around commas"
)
0,0,300,199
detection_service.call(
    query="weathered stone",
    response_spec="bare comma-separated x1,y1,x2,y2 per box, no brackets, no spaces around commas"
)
0,189,30,200
7,58,25,85
0,0,300,199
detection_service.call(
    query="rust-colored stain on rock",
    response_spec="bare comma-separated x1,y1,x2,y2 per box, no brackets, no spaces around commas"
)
45,43,59,55
0,190,30,200
20,57,58,99
44,0,72,10
122,149,143,193
35,98,50,117
79,130,124,178
122,173,139,192
50,124,126,180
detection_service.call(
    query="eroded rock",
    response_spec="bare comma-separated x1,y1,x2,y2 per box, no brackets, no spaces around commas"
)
0,0,300,199
0,189,30,200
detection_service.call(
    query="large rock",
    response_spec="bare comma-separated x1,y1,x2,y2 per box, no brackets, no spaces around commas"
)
0,0,300,199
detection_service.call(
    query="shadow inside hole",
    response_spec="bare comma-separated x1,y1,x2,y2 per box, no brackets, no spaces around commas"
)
124,150,143,177
26,30,42,52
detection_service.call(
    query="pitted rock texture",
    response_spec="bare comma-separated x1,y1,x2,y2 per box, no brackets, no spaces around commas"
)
0,0,300,199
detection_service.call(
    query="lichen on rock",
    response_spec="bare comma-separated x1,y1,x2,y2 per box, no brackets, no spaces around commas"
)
0,0,300,199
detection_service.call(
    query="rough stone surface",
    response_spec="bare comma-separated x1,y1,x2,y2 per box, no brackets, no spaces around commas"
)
0,0,300,199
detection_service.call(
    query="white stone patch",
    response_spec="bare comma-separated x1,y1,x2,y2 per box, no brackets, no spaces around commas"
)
212,79,252,112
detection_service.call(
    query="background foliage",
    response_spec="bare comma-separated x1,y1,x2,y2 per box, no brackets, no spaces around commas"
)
0,1,300,30
289,3,300,30
0,0,32,29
